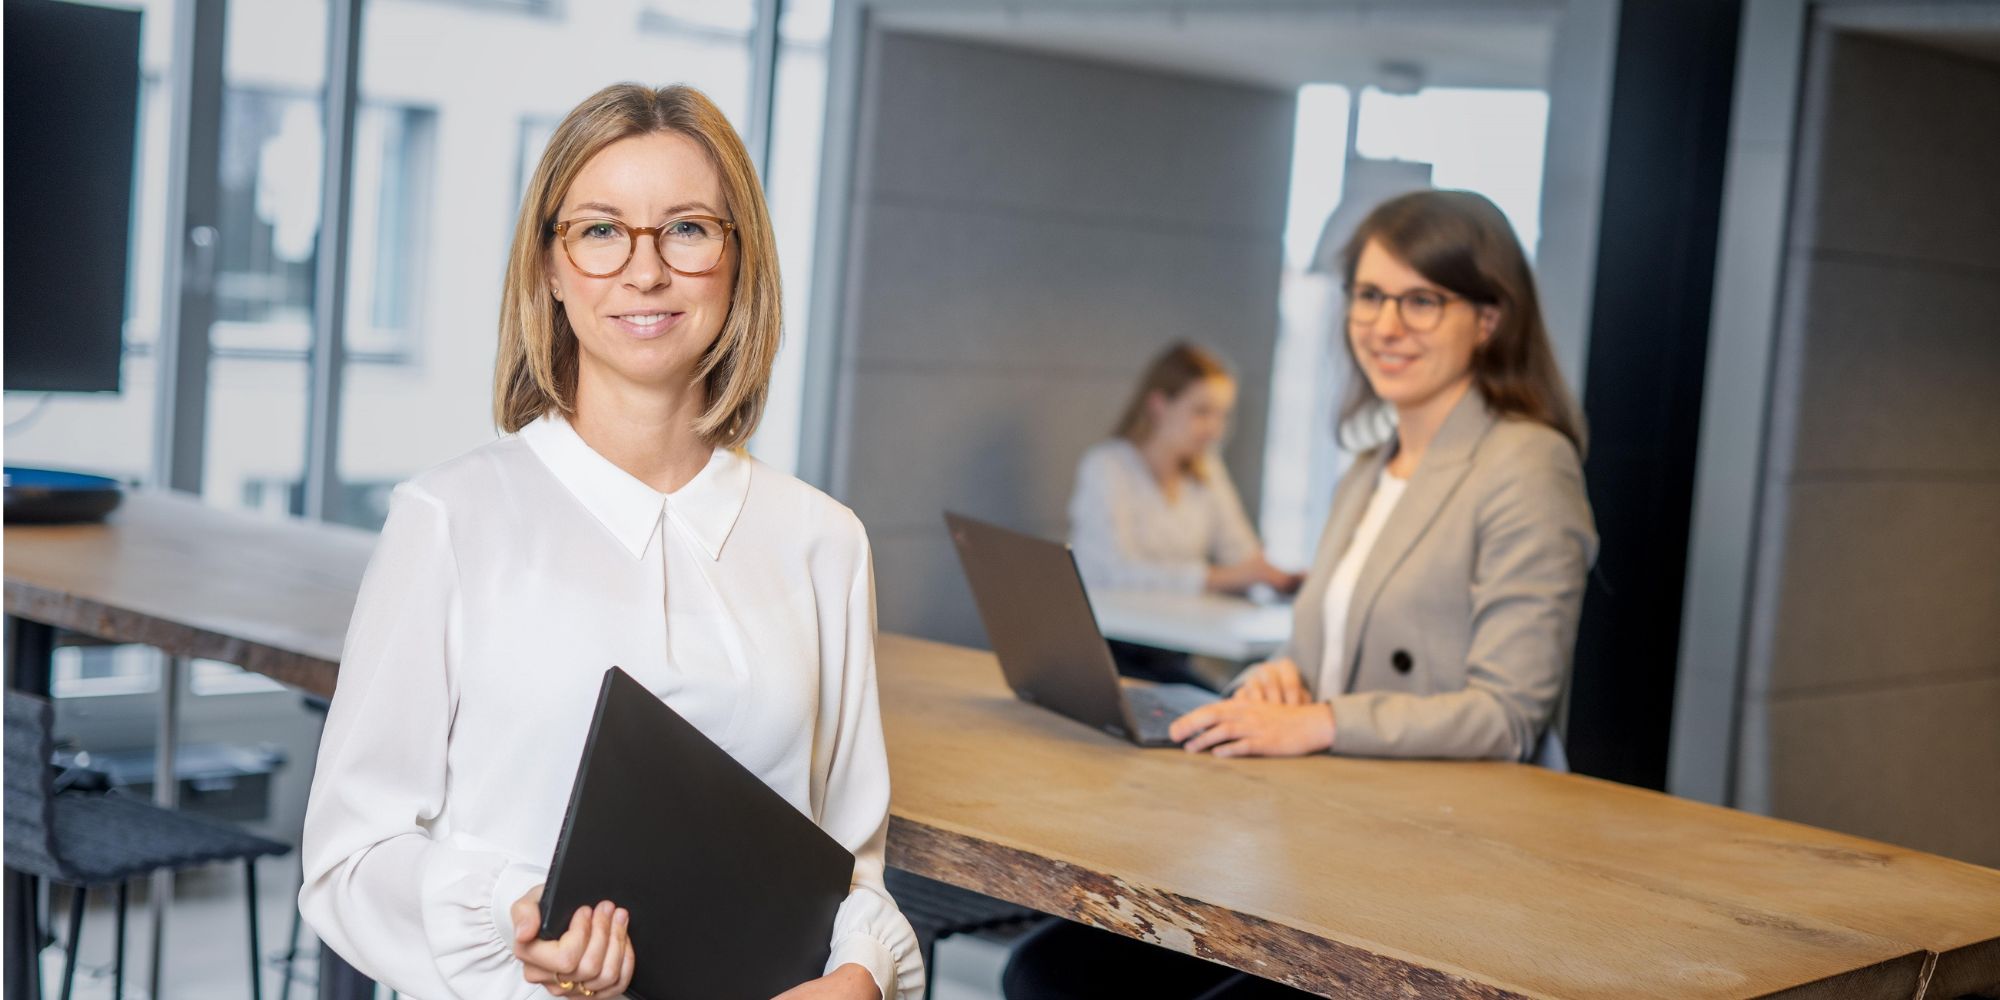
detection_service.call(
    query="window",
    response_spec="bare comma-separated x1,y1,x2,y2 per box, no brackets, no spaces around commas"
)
208,90,437,361
748,0,835,474
334,0,761,530
52,645,162,699
638,0,756,39
348,103,439,359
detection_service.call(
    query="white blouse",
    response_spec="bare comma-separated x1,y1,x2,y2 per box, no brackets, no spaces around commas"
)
1315,468,1407,697
299,414,923,1000
1066,439,1260,594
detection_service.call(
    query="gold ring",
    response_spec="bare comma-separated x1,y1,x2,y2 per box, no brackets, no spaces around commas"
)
556,981,576,991
581,991,596,998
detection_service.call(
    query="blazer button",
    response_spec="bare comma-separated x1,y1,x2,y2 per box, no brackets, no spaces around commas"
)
1391,650,1414,674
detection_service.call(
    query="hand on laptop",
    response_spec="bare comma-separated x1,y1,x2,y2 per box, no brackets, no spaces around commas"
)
1232,657,1309,705
511,885,634,998
1168,698,1336,758
769,961,882,1000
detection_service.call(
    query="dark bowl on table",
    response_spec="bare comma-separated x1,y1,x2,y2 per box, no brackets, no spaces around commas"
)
3,467,126,524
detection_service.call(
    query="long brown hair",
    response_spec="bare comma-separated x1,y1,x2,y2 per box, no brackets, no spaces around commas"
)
1113,342,1233,480
494,83,782,447
1337,190,1585,455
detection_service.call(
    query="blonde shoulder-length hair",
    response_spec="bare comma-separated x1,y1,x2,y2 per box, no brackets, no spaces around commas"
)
1111,341,1233,482
494,83,781,447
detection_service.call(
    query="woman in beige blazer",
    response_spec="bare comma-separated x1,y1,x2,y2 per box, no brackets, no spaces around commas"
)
1006,191,1597,999
1169,189,1597,762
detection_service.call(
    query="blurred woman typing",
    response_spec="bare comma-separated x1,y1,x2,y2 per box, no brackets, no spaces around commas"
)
1067,342,1301,597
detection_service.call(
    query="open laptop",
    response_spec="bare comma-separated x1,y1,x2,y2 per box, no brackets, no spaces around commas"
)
944,511,1218,746
540,667,854,1000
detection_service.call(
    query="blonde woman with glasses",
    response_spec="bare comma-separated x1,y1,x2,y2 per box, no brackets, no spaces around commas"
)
299,84,922,1000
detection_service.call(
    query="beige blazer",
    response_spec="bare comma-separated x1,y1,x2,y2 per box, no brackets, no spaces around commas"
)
1288,391,1597,760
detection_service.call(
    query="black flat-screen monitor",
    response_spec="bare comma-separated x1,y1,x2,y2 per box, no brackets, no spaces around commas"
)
4,0,143,393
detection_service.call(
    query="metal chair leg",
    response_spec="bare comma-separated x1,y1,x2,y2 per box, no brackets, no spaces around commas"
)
114,881,128,1000
246,859,264,1000
59,884,86,1000
279,864,302,1000
921,937,938,1000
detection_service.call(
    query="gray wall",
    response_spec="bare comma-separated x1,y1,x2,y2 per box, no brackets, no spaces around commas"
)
1737,30,2000,866
828,31,1295,645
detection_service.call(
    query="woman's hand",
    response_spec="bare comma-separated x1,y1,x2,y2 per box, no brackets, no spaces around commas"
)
770,962,881,1000
1169,698,1336,757
509,885,635,998
1232,657,1309,705
1208,555,1301,595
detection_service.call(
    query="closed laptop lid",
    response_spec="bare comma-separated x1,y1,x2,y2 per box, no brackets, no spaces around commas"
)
541,667,855,1000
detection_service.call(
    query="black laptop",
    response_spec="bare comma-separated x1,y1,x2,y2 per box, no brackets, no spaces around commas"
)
539,667,854,1000
944,512,1218,746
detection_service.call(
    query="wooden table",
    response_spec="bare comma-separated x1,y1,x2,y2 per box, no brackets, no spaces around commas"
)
4,489,371,696
878,634,2000,999
8,492,1999,999
4,491,376,999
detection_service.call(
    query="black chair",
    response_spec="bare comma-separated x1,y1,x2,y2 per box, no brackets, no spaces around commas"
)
885,868,1040,1000
4,690,291,1000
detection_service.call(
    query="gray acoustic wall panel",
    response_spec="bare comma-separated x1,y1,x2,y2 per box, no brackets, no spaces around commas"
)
1740,29,2000,866
831,31,1294,645
1789,33,2000,272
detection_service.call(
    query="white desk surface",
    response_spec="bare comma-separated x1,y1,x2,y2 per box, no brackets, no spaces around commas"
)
1087,589,1293,662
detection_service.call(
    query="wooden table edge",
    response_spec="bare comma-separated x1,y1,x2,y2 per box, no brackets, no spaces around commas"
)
1927,936,2000,999
885,813,1545,999
5,580,341,697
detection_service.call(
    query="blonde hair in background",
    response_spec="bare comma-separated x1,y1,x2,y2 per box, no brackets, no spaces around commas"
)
1112,341,1234,481
494,83,782,448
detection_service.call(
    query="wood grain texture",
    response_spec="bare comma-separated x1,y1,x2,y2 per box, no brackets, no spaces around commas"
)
7,502,1995,998
875,633,1998,1000
4,490,359,695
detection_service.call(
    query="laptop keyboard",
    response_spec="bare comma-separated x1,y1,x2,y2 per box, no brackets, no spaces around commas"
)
1124,683,1217,744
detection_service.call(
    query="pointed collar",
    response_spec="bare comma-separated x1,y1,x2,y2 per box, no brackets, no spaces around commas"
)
519,413,751,561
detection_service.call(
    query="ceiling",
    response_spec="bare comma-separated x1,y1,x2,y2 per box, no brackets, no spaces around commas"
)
1857,26,2000,64
871,4,1562,92
1823,2,2000,66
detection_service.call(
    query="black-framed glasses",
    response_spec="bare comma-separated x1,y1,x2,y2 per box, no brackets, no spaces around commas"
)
552,215,736,278
1346,285,1470,332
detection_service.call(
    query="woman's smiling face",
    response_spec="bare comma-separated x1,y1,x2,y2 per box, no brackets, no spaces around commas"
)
548,131,738,397
1346,237,1494,412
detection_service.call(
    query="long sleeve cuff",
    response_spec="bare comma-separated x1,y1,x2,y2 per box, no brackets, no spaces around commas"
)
488,860,551,948
1325,691,1523,760
1327,694,1387,757
826,931,898,1000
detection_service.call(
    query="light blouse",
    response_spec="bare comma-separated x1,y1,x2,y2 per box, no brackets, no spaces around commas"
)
1066,438,1260,594
298,413,923,1000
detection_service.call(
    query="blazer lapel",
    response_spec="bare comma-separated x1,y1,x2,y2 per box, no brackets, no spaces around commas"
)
1335,393,1497,693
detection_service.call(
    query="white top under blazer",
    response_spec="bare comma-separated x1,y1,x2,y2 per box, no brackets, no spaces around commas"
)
298,413,923,1000
1317,467,1408,694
